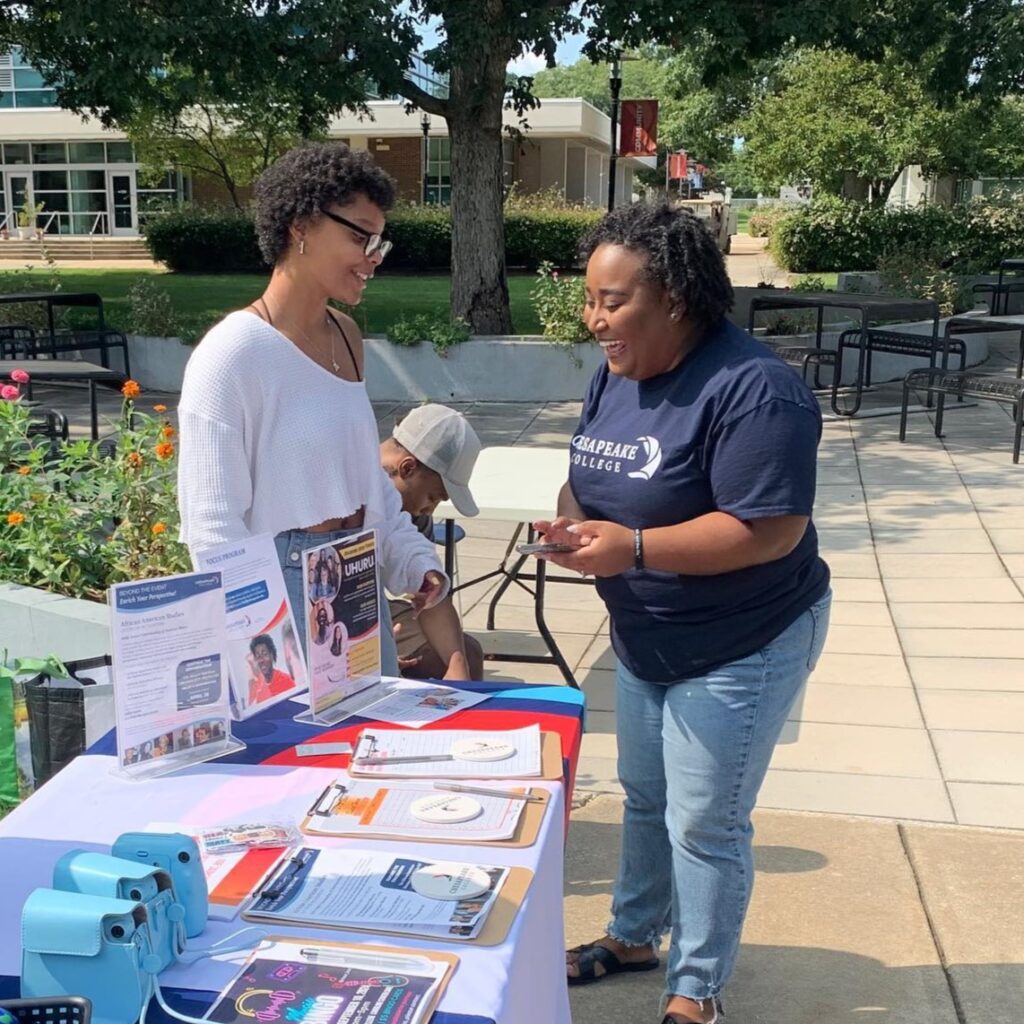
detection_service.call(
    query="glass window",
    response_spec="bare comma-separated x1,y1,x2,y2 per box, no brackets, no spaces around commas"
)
11,47,31,69
16,90,58,108
0,94,13,109
70,190,107,213
14,68,47,89
34,170,68,191
106,142,134,163
31,142,66,164
68,142,105,163
70,169,105,190
35,191,68,212
3,143,30,164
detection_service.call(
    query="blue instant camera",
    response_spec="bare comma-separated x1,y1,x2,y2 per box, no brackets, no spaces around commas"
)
52,851,185,972
111,832,208,938
21,889,160,1024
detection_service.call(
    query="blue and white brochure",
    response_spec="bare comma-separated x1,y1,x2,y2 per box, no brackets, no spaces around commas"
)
109,571,245,779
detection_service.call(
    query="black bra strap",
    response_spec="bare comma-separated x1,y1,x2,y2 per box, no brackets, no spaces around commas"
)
328,311,362,382
251,298,362,382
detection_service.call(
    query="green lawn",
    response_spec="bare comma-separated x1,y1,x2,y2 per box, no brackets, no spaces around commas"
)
735,208,753,233
12,267,544,336
789,271,840,289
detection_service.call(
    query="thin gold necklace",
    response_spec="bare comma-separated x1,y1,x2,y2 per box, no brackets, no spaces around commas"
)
260,298,339,373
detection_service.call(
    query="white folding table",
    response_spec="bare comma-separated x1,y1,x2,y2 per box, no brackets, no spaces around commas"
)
436,446,592,689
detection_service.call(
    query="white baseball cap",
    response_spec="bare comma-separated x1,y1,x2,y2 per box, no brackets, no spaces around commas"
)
393,405,481,517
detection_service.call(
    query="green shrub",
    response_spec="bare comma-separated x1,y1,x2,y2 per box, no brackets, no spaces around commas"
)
769,193,1024,274
385,204,453,271
531,263,590,348
144,207,265,273
747,204,799,239
877,253,974,317
505,207,602,270
386,312,470,356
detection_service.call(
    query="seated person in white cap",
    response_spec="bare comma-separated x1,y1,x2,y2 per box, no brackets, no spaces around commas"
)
380,405,485,680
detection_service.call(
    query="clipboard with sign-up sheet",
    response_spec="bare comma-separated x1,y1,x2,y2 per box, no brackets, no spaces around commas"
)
242,846,534,946
300,776,552,848
347,725,564,781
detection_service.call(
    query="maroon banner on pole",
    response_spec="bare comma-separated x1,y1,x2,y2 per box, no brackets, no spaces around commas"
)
618,100,658,157
667,151,688,181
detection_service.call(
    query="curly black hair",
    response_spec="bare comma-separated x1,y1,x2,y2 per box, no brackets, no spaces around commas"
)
253,142,397,265
249,633,276,660
581,199,734,329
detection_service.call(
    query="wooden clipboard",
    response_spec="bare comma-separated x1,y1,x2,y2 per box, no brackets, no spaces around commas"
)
255,935,457,1018
348,730,564,781
243,866,534,947
300,785,551,849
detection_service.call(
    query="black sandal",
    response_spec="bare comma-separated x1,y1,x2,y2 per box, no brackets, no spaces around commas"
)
566,941,660,986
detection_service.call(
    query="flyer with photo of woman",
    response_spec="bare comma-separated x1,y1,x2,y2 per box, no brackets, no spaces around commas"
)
302,529,382,720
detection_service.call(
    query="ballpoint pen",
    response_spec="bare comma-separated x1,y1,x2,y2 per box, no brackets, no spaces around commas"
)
433,782,546,804
354,753,456,766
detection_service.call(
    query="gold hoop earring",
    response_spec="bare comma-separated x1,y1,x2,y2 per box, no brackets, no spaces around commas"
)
299,239,306,255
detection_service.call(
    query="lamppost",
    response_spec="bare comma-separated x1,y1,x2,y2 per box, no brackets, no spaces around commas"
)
607,54,622,212
420,111,431,204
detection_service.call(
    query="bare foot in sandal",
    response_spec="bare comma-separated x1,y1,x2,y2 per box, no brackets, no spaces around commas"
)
566,935,659,985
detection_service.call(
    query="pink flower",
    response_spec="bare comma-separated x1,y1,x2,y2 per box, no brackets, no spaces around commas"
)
1,384,20,401
10,369,29,384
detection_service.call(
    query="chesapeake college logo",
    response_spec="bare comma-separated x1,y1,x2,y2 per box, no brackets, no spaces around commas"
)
627,436,662,480
571,433,662,479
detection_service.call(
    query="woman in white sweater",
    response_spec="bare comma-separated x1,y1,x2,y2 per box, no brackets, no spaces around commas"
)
177,143,470,679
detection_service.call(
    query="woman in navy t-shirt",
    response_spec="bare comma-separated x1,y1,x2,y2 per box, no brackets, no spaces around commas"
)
536,201,831,1024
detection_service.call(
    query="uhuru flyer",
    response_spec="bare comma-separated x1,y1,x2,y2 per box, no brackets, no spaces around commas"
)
302,529,382,721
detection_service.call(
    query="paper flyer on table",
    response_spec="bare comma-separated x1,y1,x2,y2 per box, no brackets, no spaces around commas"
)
364,680,490,728
205,937,450,1024
303,778,526,842
146,820,291,920
195,533,307,719
302,530,382,719
109,572,243,778
246,848,508,940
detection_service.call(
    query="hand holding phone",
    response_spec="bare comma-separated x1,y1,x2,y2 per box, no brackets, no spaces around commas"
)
516,542,579,555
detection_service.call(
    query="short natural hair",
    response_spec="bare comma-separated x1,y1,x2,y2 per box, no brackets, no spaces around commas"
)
581,199,734,329
253,142,396,265
249,634,276,660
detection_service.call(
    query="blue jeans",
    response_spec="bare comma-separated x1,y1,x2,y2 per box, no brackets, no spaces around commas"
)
609,592,831,1001
274,528,399,677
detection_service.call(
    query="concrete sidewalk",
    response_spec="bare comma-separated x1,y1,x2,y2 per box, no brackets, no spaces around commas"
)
566,795,1024,1024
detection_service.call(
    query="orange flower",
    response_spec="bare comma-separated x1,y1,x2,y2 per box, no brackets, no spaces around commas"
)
155,441,175,460
6,511,25,526
152,404,167,413
126,451,144,468
151,522,167,535
17,466,30,475
161,424,176,440
121,380,141,399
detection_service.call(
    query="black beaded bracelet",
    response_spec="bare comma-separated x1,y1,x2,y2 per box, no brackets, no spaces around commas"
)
634,528,644,571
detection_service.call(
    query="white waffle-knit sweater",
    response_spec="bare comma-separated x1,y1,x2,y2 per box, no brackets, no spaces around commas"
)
177,310,445,597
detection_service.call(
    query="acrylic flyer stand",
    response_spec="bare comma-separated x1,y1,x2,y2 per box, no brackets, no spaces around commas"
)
195,533,308,720
294,528,390,726
109,571,246,780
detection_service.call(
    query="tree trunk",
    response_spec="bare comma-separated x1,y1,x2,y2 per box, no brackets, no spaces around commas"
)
446,36,513,334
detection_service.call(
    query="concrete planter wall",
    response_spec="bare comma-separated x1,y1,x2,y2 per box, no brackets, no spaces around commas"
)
126,333,605,402
0,583,109,663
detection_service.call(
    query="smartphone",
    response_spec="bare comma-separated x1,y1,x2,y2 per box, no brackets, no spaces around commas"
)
516,542,578,555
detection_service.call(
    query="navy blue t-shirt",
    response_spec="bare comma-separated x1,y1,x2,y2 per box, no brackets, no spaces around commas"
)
569,318,830,683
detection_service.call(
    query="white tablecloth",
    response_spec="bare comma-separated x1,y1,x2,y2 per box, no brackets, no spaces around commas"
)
0,756,570,1024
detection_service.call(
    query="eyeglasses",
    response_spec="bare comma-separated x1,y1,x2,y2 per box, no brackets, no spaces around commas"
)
321,209,393,260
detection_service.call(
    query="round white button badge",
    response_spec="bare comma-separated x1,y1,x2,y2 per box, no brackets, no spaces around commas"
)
410,862,492,901
451,739,516,762
410,793,482,824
